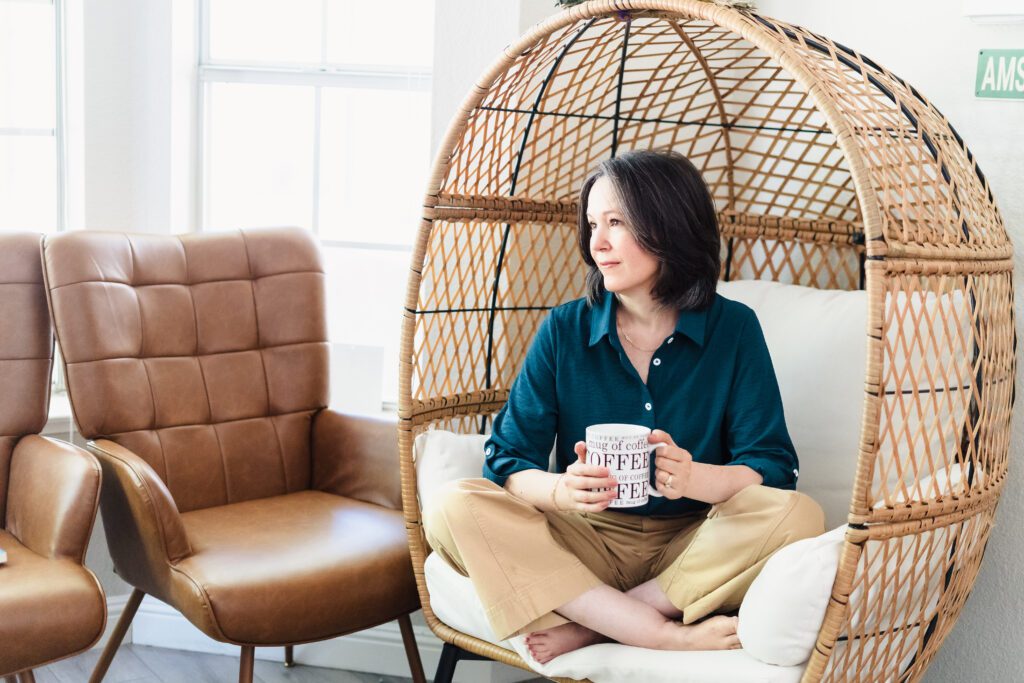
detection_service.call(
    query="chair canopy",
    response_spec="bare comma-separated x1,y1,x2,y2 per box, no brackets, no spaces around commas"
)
398,2,1014,681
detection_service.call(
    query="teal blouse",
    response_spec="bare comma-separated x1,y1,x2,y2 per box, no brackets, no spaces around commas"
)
483,291,799,516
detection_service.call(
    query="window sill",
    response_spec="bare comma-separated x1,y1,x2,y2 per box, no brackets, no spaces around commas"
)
43,392,74,437
40,393,397,438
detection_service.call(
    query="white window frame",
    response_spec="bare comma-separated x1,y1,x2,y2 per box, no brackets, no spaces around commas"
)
194,0,431,254
0,0,68,233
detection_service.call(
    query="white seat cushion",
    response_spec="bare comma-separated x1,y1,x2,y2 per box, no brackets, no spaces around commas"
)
425,552,805,683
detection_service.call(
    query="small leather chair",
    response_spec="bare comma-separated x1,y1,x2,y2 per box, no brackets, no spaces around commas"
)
0,233,105,683
41,228,425,683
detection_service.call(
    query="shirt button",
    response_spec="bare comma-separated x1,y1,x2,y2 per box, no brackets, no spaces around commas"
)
793,468,799,477
666,337,674,344
644,402,652,411
652,358,661,366
485,447,492,455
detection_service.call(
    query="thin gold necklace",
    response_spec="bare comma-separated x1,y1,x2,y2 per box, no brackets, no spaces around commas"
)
617,324,661,353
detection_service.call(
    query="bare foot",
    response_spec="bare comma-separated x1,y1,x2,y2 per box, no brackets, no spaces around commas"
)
525,622,605,663
659,615,741,651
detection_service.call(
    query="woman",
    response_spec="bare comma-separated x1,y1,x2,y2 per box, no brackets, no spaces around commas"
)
424,149,824,664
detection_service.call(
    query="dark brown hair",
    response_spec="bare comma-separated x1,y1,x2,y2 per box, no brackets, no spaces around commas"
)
577,149,721,310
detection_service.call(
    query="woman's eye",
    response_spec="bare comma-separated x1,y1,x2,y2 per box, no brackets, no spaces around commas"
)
609,218,621,226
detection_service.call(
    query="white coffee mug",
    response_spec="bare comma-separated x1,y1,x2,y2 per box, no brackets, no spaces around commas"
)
585,423,666,508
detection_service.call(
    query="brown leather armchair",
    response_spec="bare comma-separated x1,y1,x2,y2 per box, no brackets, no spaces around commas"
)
41,228,425,683
0,233,105,682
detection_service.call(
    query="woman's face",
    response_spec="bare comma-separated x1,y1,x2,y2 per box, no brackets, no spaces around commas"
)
587,176,659,299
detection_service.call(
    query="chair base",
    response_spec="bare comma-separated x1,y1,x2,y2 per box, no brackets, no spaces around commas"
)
89,588,144,683
398,614,427,683
4,672,35,683
84,590,424,683
434,642,491,683
239,646,254,683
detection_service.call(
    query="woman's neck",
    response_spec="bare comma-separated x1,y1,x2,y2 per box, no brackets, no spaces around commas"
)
615,290,675,332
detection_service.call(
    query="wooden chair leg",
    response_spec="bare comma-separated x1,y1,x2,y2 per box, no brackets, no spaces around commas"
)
284,645,294,668
238,646,255,683
397,614,426,683
433,642,461,683
17,672,36,683
89,588,144,683
3,675,16,683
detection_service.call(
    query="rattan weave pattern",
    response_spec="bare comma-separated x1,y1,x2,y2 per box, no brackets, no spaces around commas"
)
399,2,1014,681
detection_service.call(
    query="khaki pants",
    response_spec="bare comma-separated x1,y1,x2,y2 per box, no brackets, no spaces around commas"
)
424,478,824,641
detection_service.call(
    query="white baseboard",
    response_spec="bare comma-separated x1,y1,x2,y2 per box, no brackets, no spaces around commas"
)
130,596,535,682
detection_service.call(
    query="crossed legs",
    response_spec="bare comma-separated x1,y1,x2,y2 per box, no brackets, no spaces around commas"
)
526,580,738,663
424,479,823,663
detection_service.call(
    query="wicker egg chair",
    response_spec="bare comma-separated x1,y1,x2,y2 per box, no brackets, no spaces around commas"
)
398,1,1015,681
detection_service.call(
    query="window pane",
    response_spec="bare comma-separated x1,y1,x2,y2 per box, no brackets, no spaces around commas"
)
208,0,321,65
325,0,433,68
206,83,315,230
318,87,430,245
0,135,56,231
0,2,56,128
322,245,409,403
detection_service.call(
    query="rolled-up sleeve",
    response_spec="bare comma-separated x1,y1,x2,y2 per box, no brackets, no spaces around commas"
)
722,309,799,490
483,313,558,487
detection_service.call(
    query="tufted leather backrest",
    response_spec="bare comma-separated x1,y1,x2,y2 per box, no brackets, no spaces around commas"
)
43,228,328,512
0,233,53,524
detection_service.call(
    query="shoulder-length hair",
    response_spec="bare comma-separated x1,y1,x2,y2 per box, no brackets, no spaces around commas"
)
577,149,721,311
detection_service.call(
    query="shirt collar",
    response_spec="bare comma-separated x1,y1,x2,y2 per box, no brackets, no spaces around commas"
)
588,290,708,348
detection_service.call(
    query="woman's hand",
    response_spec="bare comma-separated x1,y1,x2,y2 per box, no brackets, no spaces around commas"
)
650,429,693,500
552,441,619,512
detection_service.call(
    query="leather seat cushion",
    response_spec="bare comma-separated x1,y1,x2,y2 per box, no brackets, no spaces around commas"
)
0,531,105,675
172,490,418,645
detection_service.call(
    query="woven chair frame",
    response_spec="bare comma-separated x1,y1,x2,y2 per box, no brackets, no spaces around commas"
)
398,2,1015,681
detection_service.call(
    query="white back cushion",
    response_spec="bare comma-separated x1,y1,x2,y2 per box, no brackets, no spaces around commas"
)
718,280,867,528
738,464,980,668
414,430,488,512
737,525,846,666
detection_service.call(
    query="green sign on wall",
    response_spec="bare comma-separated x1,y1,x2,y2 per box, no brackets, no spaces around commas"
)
976,49,1024,99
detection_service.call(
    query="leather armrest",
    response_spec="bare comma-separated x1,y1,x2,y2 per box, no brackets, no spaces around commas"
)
311,410,402,510
6,435,101,563
88,439,191,594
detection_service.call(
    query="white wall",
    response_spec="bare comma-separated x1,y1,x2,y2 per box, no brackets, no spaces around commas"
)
430,0,523,154
79,0,195,234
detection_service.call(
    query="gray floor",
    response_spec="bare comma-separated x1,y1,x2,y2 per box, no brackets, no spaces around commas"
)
35,645,413,683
